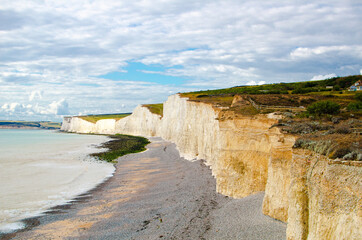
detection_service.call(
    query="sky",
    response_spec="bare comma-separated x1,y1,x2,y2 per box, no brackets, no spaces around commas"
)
1,0,361,121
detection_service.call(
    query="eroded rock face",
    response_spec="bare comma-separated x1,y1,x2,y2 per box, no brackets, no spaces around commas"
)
61,117,98,133
160,95,220,163
160,95,284,198
216,116,280,197
287,149,362,240
116,105,162,137
61,94,361,240
263,131,295,223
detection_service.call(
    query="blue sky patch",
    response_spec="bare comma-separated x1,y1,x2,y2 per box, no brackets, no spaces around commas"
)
97,62,186,85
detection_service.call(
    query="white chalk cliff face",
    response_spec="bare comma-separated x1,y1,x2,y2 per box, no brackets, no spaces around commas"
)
61,117,117,134
61,94,361,240
62,95,282,198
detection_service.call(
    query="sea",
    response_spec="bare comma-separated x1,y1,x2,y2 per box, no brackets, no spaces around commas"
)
0,129,115,234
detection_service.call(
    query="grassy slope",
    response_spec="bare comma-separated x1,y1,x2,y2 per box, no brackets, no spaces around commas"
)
142,103,163,117
78,113,131,123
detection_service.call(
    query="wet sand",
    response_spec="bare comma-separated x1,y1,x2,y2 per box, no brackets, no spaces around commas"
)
4,137,286,240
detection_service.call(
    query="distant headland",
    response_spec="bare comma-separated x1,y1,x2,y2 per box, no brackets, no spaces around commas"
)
0,120,61,129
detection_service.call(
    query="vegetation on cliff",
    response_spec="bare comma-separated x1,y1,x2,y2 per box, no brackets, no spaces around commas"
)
306,100,341,116
182,75,361,97
142,103,163,117
90,134,150,162
181,75,361,161
78,113,131,123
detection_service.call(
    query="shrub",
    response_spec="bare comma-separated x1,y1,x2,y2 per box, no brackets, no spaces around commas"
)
330,147,352,159
307,100,340,116
292,88,310,94
355,92,362,102
335,125,351,134
347,102,362,111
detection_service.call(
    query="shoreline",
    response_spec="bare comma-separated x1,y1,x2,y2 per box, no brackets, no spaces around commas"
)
0,166,115,240
0,126,44,129
3,137,286,240
0,130,113,238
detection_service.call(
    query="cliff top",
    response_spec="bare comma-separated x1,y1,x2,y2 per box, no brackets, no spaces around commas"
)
180,75,361,117
180,75,362,161
142,103,163,117
182,75,362,97
78,113,131,123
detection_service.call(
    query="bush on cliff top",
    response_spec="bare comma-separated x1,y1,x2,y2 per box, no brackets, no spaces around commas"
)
347,102,362,111
307,100,340,116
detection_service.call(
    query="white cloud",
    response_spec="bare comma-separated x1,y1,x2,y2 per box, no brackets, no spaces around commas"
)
1,103,24,113
311,73,337,81
48,99,69,115
246,80,266,86
29,90,42,101
246,81,257,86
0,99,71,120
360,69,362,75
0,0,362,120
290,46,362,59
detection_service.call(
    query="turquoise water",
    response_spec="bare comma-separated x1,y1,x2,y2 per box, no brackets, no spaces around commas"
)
0,129,115,233
0,129,100,154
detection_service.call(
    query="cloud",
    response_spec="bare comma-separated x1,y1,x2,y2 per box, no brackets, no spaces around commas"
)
311,73,337,81
290,46,362,59
48,99,70,115
29,90,42,101
0,1,362,120
0,99,70,120
246,80,266,86
360,69,362,75
1,103,25,113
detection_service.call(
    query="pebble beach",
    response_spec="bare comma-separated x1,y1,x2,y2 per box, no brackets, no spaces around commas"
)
4,138,286,240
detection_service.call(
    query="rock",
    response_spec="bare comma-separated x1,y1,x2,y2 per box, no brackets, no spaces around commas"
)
283,112,295,118
331,117,340,124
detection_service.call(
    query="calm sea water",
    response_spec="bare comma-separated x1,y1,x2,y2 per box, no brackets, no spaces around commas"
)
0,129,115,233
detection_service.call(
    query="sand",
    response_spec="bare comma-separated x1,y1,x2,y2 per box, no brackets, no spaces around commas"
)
3,137,286,240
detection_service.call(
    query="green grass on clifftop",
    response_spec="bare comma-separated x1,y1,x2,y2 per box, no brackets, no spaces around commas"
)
180,75,361,113
180,75,362,161
181,75,362,97
90,134,150,163
142,103,163,117
79,113,131,123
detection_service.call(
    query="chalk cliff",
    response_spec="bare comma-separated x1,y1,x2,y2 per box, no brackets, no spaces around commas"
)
61,94,361,240
61,117,117,134
287,149,362,240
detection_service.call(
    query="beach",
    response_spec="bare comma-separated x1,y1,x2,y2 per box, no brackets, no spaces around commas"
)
5,137,286,240
0,130,114,235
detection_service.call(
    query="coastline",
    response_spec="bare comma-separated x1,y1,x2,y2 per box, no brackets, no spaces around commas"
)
0,130,113,237
4,137,286,240
0,126,41,129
